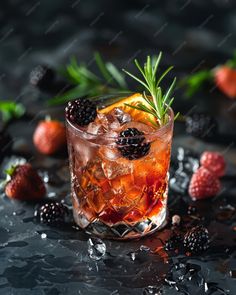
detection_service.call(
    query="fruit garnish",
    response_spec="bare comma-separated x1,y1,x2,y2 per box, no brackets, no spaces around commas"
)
185,112,218,139
65,98,97,126
200,151,226,177
180,50,236,99
33,118,66,155
99,93,157,126
116,127,150,160
122,52,177,126
4,163,46,200
183,226,209,254
38,201,69,224
188,166,221,200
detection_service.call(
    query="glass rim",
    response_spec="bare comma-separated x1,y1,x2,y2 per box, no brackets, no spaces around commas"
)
65,93,174,140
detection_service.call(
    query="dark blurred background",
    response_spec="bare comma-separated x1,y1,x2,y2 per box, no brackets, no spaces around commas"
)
0,0,236,126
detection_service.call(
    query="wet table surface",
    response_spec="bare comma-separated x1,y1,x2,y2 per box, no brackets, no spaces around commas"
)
1,1,236,294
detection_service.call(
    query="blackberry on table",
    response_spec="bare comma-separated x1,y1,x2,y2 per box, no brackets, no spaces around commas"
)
164,233,182,252
185,112,218,139
29,65,55,90
116,128,150,160
65,98,97,126
183,225,209,254
39,202,68,224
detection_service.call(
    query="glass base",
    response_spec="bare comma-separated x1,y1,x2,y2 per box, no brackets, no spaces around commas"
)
73,205,167,240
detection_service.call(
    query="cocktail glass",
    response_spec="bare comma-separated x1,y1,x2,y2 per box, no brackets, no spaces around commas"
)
66,94,174,239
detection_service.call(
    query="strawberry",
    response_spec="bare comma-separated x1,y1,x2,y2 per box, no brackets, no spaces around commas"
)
5,163,46,200
33,119,66,155
214,66,236,99
188,166,221,200
200,151,226,177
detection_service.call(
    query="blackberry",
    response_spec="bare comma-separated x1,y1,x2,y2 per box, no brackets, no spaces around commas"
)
116,128,150,160
185,112,218,139
29,65,55,90
183,226,209,254
164,233,182,251
39,202,68,224
65,98,97,126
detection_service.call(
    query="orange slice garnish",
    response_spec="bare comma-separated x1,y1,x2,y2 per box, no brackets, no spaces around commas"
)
99,93,156,125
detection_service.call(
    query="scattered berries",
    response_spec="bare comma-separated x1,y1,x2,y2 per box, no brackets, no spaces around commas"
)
183,226,209,254
214,66,236,99
188,166,221,200
65,98,97,126
29,65,55,91
164,233,182,252
116,128,150,160
200,151,226,177
5,163,46,200
185,112,218,139
33,119,66,155
39,201,68,224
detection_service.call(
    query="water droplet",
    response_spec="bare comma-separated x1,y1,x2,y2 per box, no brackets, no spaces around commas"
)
41,233,47,239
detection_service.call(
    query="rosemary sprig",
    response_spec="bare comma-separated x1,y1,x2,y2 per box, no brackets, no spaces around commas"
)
123,52,176,126
48,52,128,105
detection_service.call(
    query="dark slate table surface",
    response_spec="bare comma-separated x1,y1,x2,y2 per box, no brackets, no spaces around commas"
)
0,1,236,294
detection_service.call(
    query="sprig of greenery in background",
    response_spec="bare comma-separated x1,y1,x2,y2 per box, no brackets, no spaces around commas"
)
0,101,25,122
180,50,236,98
48,52,128,105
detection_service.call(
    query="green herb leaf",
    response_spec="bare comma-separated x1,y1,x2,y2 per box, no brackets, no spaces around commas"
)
123,52,176,126
0,101,25,122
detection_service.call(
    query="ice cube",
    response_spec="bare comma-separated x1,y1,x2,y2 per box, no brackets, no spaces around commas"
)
87,237,106,261
111,108,131,125
99,146,120,161
96,113,121,131
102,160,133,179
87,122,104,135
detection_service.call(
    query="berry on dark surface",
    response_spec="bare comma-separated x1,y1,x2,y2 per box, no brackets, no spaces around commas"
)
39,202,69,224
29,65,55,90
65,98,97,126
183,226,209,254
164,233,182,252
116,128,150,160
185,112,218,139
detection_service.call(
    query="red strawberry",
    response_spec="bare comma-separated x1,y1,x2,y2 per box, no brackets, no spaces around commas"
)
214,66,236,99
188,166,221,200
33,119,66,155
200,151,226,177
5,163,46,200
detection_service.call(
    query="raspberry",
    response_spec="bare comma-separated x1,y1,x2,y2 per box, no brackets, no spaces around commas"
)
183,226,209,254
200,151,226,177
185,112,218,139
188,166,221,200
116,128,150,160
39,202,69,224
65,98,97,126
29,65,55,90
